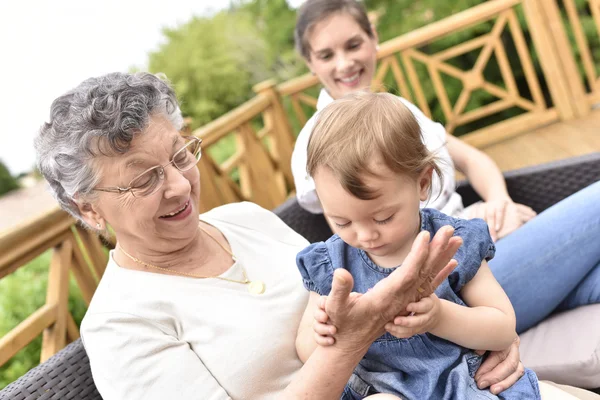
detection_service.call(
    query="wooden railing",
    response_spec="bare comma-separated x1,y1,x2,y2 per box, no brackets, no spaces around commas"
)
194,0,595,211
0,208,107,367
194,81,296,212
553,0,600,108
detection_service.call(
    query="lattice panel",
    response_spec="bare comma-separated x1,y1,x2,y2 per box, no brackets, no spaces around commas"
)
374,8,549,136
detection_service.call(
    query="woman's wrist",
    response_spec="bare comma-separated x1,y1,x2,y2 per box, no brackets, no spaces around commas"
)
484,192,512,203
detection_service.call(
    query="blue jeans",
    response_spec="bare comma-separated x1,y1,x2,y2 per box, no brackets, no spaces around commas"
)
489,181,600,333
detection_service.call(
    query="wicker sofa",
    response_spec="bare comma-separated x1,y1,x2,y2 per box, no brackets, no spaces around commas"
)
1,153,599,399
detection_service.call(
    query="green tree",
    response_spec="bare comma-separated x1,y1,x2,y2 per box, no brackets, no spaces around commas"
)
148,11,270,129
236,0,305,81
0,160,19,196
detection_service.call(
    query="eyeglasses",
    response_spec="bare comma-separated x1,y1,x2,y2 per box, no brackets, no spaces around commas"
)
94,136,202,198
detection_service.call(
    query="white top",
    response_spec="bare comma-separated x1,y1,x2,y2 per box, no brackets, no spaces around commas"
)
291,89,465,217
80,202,310,400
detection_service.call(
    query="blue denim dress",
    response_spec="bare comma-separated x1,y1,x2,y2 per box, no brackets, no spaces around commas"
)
296,208,540,400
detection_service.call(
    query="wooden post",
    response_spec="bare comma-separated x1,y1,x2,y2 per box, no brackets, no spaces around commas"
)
535,0,590,117
522,0,589,119
69,231,99,305
253,80,295,189
40,240,72,362
74,225,108,280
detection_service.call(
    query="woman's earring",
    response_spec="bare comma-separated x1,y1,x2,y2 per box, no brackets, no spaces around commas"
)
96,223,102,230
376,45,380,51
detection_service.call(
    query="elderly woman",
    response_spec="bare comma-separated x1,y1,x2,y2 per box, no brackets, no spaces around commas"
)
34,72,461,400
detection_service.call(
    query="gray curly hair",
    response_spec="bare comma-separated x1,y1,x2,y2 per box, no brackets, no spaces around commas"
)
35,72,183,220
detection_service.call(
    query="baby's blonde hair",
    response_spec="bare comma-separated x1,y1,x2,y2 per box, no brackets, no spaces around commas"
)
307,91,442,200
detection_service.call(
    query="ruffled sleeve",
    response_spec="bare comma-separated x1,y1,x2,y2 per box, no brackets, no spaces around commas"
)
447,217,496,294
296,242,335,296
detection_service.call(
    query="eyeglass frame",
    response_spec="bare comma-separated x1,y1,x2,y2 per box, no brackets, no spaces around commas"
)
93,136,202,198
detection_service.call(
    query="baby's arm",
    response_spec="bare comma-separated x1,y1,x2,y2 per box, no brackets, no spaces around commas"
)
296,291,333,363
428,261,516,351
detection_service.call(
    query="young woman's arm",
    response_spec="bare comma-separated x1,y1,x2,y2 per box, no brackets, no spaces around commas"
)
429,261,517,351
445,134,536,240
445,134,511,203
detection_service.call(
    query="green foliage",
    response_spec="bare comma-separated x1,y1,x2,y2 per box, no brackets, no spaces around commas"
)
236,0,305,81
0,160,19,197
148,11,271,129
147,0,306,131
0,252,88,389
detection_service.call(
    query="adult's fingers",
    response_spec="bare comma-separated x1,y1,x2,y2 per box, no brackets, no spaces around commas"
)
431,258,458,290
474,348,507,382
485,205,498,239
421,226,454,283
327,269,354,316
426,233,462,291
488,362,525,395
516,203,537,221
494,202,507,232
475,337,521,388
382,231,430,294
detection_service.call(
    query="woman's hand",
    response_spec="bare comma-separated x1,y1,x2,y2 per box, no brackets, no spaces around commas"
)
385,294,442,339
470,201,537,241
318,227,462,354
474,337,525,395
470,199,509,241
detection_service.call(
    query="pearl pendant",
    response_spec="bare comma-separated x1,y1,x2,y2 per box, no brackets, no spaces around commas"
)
248,280,265,295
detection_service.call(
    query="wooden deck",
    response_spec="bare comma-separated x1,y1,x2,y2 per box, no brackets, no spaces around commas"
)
480,108,600,172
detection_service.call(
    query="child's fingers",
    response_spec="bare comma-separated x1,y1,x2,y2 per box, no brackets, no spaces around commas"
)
406,296,433,314
314,307,329,324
314,332,335,346
318,295,328,310
393,313,430,328
384,323,413,339
313,320,336,336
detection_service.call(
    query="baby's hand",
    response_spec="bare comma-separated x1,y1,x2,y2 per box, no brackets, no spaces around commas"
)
313,295,337,346
385,294,441,339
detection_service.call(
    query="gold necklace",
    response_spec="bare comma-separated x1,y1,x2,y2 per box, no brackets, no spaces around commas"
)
117,224,265,294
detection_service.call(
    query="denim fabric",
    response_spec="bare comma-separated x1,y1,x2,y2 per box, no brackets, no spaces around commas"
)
297,208,541,400
489,180,600,333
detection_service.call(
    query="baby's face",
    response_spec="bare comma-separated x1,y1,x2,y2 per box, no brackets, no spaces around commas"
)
314,163,431,268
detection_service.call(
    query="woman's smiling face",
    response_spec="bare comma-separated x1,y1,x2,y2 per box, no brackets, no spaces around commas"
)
305,12,378,100
86,114,201,250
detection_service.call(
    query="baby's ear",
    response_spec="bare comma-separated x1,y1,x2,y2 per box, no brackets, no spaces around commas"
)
418,167,434,201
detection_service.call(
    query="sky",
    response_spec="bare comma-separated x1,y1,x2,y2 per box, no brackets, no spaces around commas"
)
0,0,304,176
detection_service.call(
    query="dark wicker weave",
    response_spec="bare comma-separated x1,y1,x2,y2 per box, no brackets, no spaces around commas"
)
0,340,102,400
2,153,599,400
